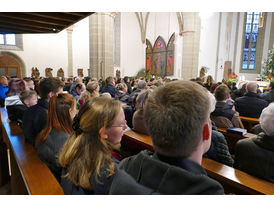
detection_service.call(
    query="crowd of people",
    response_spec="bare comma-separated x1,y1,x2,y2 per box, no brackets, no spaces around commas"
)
0,73,273,194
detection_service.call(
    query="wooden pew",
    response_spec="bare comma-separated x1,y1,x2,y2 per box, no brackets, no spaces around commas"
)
217,127,255,152
0,108,64,195
122,129,274,194
240,116,259,132
202,158,274,195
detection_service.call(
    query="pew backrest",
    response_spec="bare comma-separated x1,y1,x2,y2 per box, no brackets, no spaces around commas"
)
0,108,64,195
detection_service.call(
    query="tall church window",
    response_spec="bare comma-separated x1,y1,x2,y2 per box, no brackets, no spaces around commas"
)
241,12,260,70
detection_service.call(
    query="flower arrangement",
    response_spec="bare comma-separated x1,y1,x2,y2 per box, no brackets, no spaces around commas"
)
261,46,274,82
226,72,238,83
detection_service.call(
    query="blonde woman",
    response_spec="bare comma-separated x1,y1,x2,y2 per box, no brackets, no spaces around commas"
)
78,81,100,108
58,97,127,194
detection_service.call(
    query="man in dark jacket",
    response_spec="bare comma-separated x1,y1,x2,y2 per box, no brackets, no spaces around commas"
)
262,81,274,104
22,77,63,146
111,80,224,194
234,103,274,183
100,76,117,98
235,81,268,118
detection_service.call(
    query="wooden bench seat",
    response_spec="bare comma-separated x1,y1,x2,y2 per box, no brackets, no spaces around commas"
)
240,116,259,132
0,108,64,195
122,129,274,194
217,127,255,151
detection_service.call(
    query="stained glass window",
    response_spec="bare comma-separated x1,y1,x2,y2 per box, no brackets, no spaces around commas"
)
241,12,260,70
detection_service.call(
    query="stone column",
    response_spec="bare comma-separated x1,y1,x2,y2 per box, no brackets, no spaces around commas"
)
67,26,73,77
181,13,201,80
89,13,115,79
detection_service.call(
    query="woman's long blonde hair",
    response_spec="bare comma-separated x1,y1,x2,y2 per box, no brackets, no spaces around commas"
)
58,96,121,190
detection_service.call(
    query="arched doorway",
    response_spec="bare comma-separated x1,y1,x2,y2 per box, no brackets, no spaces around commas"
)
0,56,21,78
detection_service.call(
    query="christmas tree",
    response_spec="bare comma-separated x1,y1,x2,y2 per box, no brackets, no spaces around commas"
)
261,45,274,81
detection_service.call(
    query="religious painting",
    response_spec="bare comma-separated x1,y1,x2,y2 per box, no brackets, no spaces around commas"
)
45,68,53,78
166,33,175,76
146,39,153,73
57,68,64,79
146,33,175,77
152,36,167,76
77,68,83,77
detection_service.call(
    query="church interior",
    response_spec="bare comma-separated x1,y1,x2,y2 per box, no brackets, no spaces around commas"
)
1,5,274,201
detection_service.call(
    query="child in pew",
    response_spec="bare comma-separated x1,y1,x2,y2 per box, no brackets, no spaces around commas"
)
110,80,225,194
19,90,38,108
58,97,129,194
5,78,27,127
36,93,77,183
234,103,274,183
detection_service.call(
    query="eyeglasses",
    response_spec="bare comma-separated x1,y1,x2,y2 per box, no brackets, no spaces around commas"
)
111,120,127,129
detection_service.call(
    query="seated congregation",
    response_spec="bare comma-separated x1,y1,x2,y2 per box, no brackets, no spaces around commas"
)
0,74,274,195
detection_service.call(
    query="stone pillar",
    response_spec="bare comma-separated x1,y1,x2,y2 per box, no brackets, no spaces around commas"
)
67,26,73,77
89,13,115,79
181,13,201,80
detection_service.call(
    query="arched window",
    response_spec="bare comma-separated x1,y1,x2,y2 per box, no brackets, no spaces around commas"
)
241,12,260,71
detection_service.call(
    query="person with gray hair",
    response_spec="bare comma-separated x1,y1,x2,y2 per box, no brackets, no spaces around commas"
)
128,79,148,105
235,81,268,118
234,103,274,183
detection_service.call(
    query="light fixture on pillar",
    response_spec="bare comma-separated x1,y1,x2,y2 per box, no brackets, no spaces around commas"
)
259,12,264,28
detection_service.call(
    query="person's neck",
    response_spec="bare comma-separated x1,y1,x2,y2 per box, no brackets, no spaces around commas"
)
187,146,204,165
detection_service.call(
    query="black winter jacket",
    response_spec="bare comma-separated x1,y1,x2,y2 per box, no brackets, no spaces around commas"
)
235,92,268,118
203,124,234,166
114,150,224,195
36,128,69,182
22,98,48,146
234,133,274,183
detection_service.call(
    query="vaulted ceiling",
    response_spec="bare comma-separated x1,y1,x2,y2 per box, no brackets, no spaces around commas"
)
0,12,94,34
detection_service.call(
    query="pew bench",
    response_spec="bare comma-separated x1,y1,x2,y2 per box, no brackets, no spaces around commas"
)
239,116,259,132
0,108,64,195
217,127,255,152
122,129,274,195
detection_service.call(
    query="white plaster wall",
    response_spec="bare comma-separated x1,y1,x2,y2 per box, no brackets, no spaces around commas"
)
120,12,181,78
9,17,90,77
120,12,144,77
198,13,219,79
12,31,67,77
72,17,90,77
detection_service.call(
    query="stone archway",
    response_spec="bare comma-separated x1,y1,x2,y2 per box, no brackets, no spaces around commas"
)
0,51,26,77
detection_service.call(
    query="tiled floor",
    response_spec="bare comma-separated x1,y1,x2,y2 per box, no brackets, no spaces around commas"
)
0,182,11,195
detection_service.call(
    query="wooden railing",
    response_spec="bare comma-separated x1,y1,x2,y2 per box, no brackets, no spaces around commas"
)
122,129,274,195
0,108,64,195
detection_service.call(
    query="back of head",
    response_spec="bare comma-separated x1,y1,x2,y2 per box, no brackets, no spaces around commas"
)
115,83,126,91
38,93,75,145
144,80,210,157
7,78,26,96
136,89,153,110
0,76,8,86
58,97,121,190
137,80,147,89
86,81,99,94
214,84,230,101
246,82,257,93
19,90,36,103
106,76,114,85
260,103,274,136
75,77,82,84
39,77,64,99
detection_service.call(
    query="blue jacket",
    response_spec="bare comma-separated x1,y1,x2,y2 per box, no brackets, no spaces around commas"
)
0,84,9,99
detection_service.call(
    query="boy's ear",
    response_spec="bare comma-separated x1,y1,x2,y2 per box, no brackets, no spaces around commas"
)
202,122,210,141
99,128,108,139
